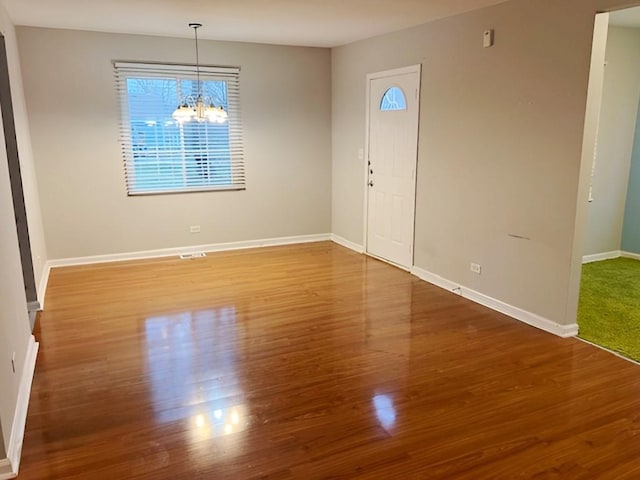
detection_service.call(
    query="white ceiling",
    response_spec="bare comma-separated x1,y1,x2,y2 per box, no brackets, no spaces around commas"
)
1,0,510,48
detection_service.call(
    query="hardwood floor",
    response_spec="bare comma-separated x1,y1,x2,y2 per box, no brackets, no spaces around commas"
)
18,242,640,479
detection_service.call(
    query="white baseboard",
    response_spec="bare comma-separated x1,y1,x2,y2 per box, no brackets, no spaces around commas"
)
621,251,640,261
47,234,332,268
37,263,51,310
0,459,13,480
330,234,365,254
582,250,621,264
581,250,640,263
1,336,39,479
411,266,578,338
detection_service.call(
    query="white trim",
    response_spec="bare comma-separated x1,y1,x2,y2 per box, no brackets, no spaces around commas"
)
567,13,610,345
113,61,239,76
621,251,640,261
582,250,620,263
2,336,39,479
367,64,422,80
0,459,14,480
330,235,364,254
47,234,332,268
411,266,578,338
581,251,640,263
363,64,421,268
37,262,51,310
363,71,372,255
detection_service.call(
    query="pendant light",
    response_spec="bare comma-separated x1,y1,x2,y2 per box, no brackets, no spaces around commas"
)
172,23,229,124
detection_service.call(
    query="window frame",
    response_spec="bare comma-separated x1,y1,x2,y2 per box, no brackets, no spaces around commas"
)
114,62,245,196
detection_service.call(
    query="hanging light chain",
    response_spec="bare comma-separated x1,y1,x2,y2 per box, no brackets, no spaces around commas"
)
190,23,203,99
172,23,229,124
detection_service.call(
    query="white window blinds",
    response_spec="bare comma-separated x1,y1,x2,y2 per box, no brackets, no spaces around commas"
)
114,62,245,195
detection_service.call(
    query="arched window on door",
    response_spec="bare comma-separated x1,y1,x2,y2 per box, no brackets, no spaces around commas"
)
380,86,407,111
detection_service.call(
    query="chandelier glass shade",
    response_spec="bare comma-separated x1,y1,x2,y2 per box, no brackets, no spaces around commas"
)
172,23,229,124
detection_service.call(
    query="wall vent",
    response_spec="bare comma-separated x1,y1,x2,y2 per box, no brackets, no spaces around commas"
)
179,252,207,260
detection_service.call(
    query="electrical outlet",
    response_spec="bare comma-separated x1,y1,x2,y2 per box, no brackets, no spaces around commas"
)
470,263,482,275
190,225,201,234
11,352,15,373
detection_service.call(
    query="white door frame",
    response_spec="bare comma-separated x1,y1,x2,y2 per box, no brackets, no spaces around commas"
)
567,13,609,327
363,64,422,270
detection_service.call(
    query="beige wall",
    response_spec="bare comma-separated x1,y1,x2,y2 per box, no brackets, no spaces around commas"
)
332,0,632,326
17,27,332,259
584,26,640,256
2,0,638,466
0,2,41,458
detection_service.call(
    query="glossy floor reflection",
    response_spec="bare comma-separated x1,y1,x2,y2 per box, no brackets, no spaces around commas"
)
144,308,242,425
19,242,640,479
372,394,396,431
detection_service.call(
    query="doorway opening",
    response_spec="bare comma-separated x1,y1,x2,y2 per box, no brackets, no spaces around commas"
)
574,8,640,361
0,34,39,329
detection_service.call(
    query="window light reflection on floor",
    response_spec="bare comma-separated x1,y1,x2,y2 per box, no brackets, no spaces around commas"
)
373,394,396,430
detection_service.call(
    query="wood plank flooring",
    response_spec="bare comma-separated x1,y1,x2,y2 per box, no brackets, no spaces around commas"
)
18,242,640,479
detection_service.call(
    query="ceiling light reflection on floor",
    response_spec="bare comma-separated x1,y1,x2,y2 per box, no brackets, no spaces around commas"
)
195,414,206,428
190,404,249,441
144,308,241,424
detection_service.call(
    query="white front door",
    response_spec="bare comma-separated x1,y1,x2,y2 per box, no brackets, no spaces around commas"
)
366,66,421,269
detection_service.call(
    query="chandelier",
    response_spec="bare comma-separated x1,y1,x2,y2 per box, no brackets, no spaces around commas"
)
172,23,228,124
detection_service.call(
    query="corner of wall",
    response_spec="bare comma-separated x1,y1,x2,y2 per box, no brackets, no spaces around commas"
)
3,336,38,480
0,5,49,304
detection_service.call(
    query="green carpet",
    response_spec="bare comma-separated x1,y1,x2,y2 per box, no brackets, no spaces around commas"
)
578,257,640,361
